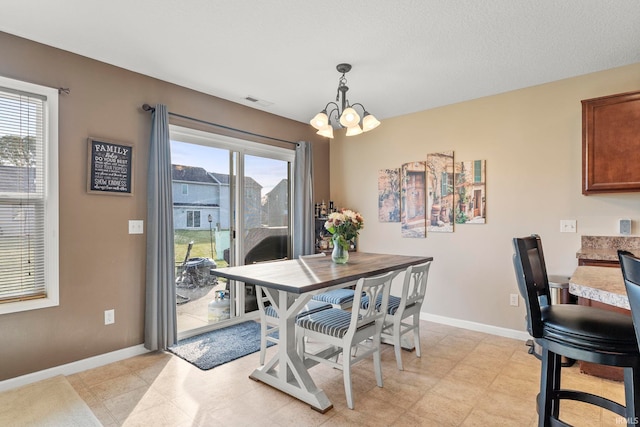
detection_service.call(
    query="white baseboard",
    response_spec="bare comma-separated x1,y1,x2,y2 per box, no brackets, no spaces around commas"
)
0,344,149,393
1,315,529,394
421,312,530,342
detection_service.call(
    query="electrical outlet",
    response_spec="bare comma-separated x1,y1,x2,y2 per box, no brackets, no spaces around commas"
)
620,219,632,235
510,294,519,307
104,309,115,325
560,219,576,233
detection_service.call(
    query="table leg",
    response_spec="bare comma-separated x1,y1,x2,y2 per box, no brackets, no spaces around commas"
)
249,289,333,412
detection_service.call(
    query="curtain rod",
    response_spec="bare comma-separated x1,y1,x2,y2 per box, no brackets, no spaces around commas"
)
141,103,298,146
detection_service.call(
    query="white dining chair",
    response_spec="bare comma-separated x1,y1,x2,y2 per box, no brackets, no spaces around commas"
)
306,251,357,309
256,253,332,365
310,286,356,309
380,260,431,370
295,271,395,409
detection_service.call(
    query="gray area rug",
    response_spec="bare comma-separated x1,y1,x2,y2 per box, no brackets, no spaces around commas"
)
169,320,276,370
0,375,101,427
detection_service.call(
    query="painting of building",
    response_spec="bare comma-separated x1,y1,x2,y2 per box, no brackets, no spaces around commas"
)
378,168,400,222
427,151,454,233
401,162,426,238
455,160,486,224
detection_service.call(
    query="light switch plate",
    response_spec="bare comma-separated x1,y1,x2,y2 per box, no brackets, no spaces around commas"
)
128,220,144,234
560,220,576,233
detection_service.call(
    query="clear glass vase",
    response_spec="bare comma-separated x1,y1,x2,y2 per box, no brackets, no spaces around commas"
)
331,234,349,264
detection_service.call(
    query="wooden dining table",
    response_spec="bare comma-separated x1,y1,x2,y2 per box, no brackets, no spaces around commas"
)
210,251,433,412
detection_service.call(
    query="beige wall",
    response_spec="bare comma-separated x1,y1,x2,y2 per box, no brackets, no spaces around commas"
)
331,63,640,331
0,32,329,381
3,27,640,381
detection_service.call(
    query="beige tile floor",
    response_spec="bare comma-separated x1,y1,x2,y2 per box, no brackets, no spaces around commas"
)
65,321,628,426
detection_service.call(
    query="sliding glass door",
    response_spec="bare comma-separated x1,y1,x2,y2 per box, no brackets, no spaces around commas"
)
169,126,294,338
239,155,291,317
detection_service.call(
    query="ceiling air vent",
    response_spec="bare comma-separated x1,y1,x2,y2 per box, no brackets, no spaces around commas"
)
244,95,274,108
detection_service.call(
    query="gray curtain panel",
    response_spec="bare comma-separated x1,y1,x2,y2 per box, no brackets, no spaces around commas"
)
293,141,315,258
145,104,177,351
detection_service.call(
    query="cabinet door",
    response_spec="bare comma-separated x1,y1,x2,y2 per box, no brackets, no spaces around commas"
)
582,90,640,195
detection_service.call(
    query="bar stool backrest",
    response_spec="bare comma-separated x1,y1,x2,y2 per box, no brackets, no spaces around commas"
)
512,234,552,338
618,250,640,349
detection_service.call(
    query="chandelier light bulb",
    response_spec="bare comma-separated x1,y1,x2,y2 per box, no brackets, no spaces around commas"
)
345,125,363,136
316,124,334,139
339,107,360,127
310,112,329,130
362,113,381,132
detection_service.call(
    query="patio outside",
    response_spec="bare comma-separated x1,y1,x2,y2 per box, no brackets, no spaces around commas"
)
174,229,229,334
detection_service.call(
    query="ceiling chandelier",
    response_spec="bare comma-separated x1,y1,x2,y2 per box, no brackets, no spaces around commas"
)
309,63,380,139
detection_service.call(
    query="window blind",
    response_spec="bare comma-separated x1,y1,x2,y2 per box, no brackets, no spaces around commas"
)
0,86,46,303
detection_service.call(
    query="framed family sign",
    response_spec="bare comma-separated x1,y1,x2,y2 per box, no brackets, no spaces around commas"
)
87,137,134,195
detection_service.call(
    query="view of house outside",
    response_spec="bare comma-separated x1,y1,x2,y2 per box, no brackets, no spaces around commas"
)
170,141,289,259
170,139,290,332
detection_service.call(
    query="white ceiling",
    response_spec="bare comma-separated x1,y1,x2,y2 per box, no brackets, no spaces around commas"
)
2,1,640,125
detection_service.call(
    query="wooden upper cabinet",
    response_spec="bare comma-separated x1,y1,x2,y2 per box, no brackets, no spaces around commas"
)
582,90,640,195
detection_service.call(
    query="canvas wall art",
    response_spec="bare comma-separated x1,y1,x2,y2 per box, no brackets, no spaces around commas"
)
427,151,454,233
378,168,400,222
454,159,486,224
401,162,426,238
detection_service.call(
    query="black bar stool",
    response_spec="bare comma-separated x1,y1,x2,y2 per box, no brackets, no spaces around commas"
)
513,235,639,426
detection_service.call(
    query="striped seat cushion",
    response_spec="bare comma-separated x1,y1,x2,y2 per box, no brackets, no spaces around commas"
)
311,289,355,305
264,300,332,319
361,295,414,315
296,308,370,338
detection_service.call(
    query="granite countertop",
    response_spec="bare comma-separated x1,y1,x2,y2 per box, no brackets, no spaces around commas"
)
569,266,629,310
577,235,640,261
575,248,619,261
569,236,639,309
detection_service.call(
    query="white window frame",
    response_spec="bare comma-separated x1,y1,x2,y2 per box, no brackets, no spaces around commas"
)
0,75,59,315
169,127,295,257
170,125,294,328
186,209,201,228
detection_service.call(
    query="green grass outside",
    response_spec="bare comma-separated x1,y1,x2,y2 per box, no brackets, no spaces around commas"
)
174,230,228,268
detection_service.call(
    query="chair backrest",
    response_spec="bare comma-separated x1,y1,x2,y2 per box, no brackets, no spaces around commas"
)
512,234,552,338
617,250,640,347
349,272,395,337
256,285,270,312
253,258,288,314
400,260,432,310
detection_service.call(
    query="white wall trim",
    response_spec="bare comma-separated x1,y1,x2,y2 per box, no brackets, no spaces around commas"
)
421,312,530,341
1,315,529,394
0,345,149,393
